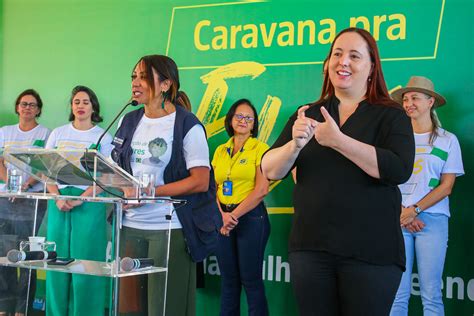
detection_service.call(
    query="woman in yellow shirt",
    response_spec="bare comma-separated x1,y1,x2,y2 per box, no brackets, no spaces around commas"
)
212,99,270,316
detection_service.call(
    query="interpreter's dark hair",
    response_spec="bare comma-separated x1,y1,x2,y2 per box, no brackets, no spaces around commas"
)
68,85,103,123
134,55,192,111
15,89,43,117
315,27,399,108
224,98,259,137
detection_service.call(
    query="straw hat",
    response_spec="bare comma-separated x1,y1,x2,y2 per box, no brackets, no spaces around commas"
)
391,76,446,107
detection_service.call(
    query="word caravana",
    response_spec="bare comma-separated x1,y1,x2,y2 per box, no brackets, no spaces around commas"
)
194,14,406,51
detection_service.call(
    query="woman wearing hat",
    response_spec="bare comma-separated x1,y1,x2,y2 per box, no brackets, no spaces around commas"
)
390,76,464,315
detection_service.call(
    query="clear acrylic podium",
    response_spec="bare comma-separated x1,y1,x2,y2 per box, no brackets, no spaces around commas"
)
0,148,183,315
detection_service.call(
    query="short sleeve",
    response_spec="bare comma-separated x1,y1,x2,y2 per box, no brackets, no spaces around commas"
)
442,134,464,176
100,133,114,158
45,129,58,149
43,129,52,146
183,124,210,169
375,109,415,185
260,110,298,179
0,128,5,149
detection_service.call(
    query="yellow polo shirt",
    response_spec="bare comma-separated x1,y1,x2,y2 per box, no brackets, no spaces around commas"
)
212,137,269,205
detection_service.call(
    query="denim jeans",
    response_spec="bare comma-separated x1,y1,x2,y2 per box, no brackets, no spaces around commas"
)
216,202,270,316
390,212,449,316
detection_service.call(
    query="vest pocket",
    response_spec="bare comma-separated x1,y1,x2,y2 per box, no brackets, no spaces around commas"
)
191,200,218,244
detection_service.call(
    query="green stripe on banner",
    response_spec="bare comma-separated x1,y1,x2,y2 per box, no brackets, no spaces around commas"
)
430,147,448,161
33,139,45,147
429,178,440,188
89,144,100,150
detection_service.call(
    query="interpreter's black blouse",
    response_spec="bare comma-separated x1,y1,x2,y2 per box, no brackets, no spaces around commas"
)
270,96,415,269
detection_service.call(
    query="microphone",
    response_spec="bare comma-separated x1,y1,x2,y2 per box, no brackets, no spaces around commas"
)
120,257,154,272
93,99,139,151
7,249,57,263
81,99,139,171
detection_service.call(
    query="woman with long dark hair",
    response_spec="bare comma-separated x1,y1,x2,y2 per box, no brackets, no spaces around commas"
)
112,55,221,316
45,85,112,316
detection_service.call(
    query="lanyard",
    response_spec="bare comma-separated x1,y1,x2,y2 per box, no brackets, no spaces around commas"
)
225,146,245,180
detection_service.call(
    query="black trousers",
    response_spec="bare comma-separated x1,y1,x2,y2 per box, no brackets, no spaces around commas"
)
289,250,402,316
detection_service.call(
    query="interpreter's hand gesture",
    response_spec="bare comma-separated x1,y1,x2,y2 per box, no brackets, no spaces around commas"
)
314,107,343,148
292,105,318,149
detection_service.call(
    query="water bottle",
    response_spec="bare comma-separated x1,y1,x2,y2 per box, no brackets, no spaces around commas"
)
7,168,22,193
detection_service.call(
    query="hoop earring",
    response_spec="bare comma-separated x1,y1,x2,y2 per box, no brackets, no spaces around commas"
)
161,91,167,109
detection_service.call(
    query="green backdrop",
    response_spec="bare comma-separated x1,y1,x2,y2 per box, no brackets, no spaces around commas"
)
0,0,472,315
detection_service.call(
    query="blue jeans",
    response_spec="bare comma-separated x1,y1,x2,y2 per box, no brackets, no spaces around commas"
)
216,202,270,316
390,212,449,316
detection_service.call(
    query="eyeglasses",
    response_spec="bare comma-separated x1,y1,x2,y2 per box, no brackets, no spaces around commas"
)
18,102,38,109
233,114,255,123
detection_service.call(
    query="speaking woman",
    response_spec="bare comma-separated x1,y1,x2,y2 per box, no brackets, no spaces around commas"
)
112,54,221,316
45,85,112,316
212,99,270,316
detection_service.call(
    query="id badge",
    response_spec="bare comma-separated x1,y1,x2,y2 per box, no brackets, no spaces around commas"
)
223,180,233,196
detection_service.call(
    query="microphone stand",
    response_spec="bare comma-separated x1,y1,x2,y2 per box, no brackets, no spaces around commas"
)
80,100,139,197
94,99,139,150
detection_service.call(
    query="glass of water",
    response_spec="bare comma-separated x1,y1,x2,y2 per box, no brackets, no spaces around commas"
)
139,172,155,198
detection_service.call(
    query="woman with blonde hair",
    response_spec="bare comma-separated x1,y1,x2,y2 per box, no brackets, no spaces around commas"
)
390,76,464,316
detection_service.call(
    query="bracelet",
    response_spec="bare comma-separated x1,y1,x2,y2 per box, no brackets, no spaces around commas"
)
229,213,238,221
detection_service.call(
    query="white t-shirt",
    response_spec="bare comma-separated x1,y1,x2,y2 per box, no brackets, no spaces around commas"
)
0,123,51,191
399,128,464,217
121,111,210,230
45,123,113,189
